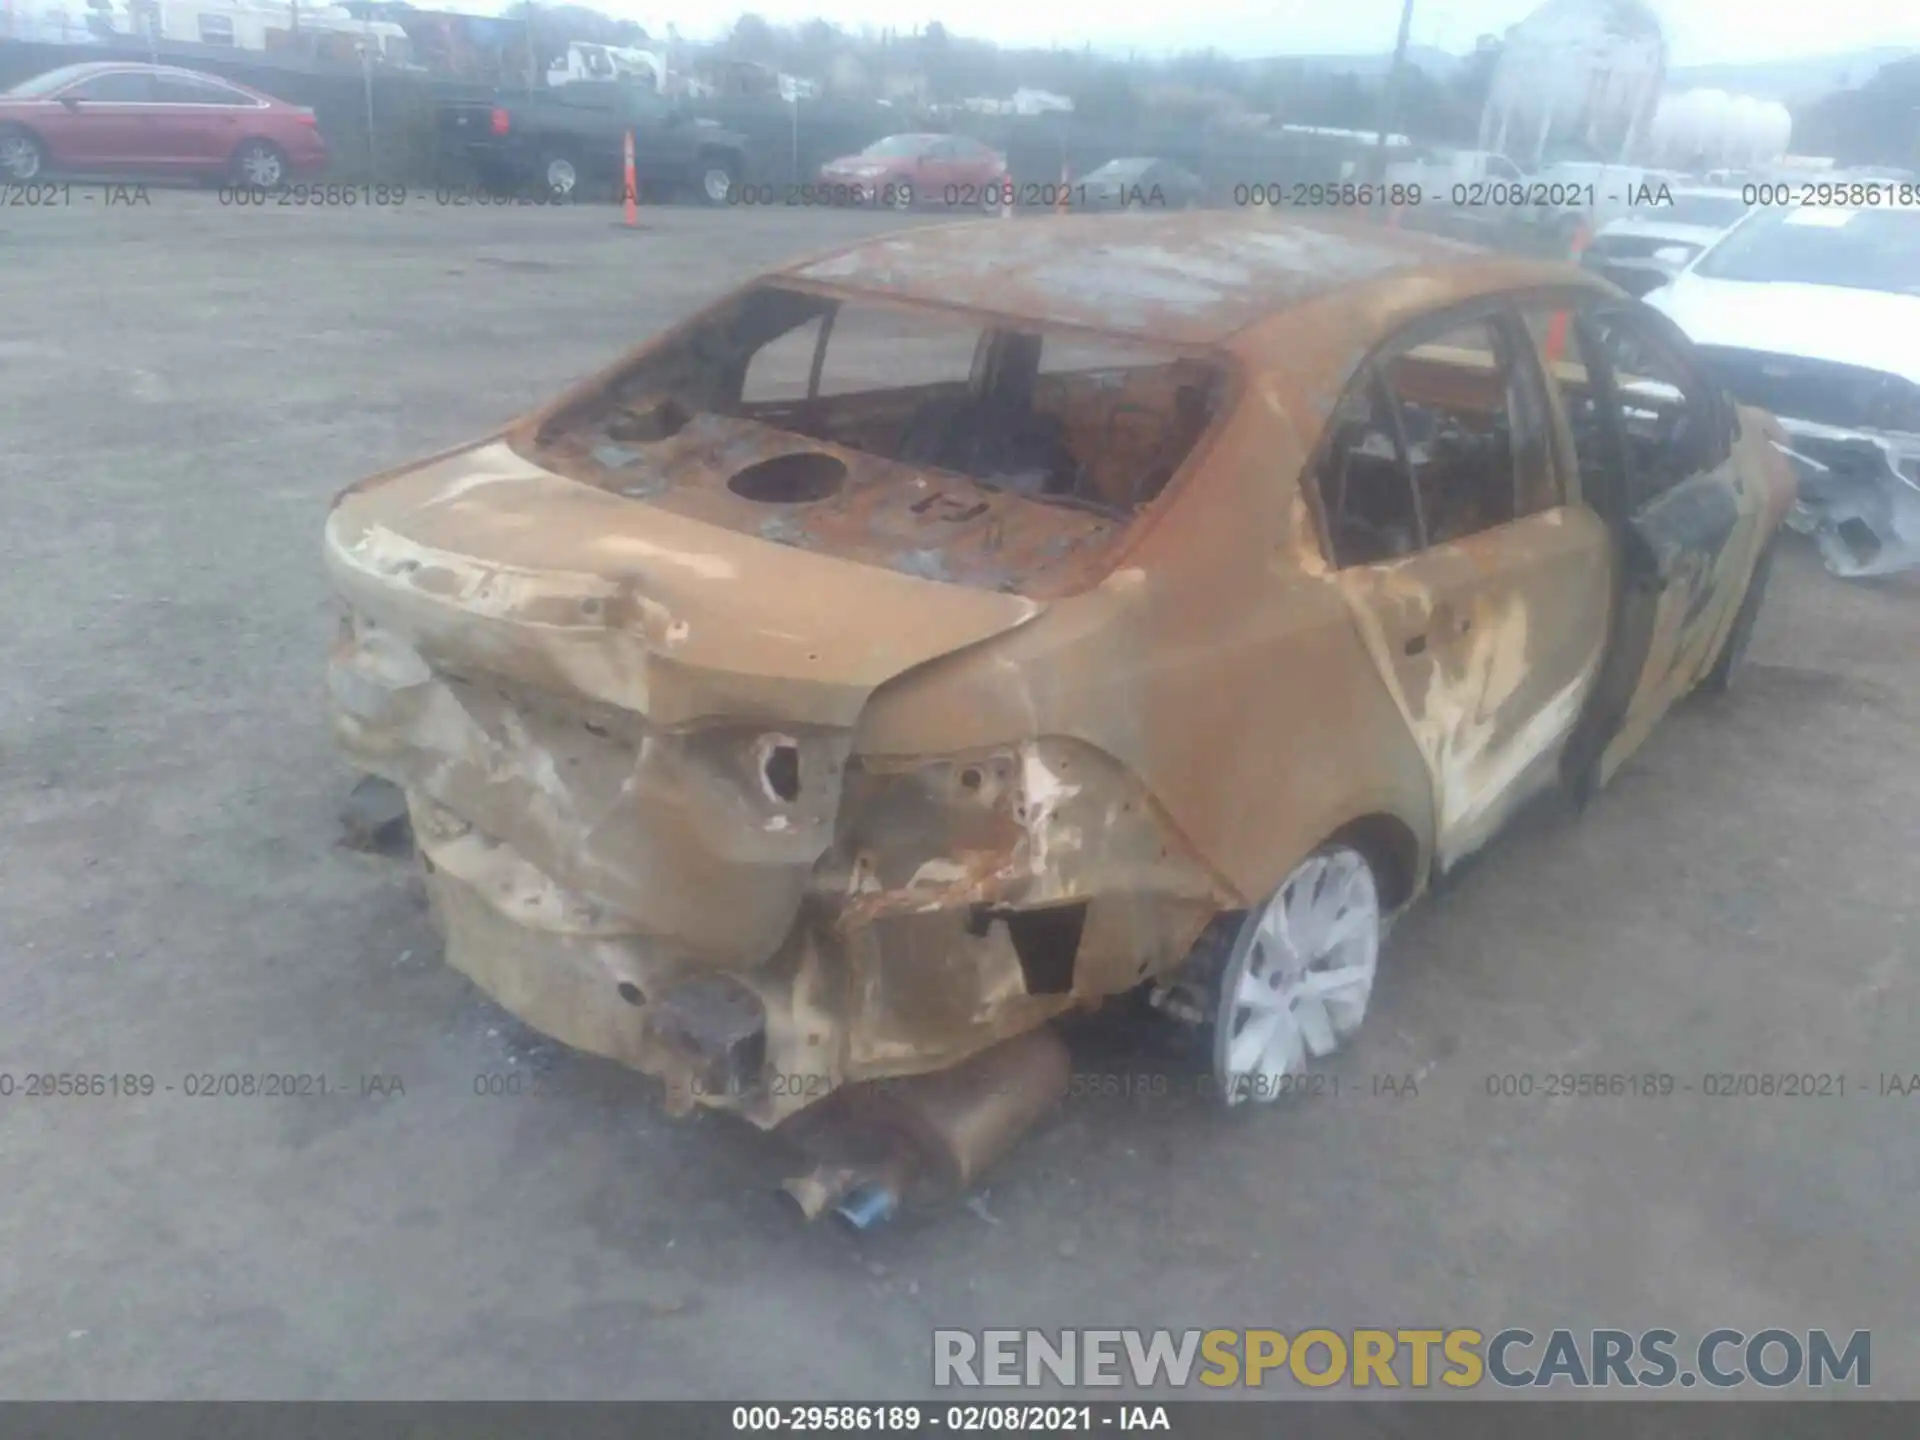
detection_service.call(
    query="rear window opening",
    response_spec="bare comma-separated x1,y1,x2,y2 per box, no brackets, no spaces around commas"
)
524,285,1228,594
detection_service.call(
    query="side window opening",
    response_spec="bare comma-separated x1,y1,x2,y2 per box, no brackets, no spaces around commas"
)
1494,310,1562,519
72,72,156,100
1316,310,1565,569
1584,306,1723,506
1314,365,1424,566
740,315,825,405
1522,301,1625,516
1379,315,1552,547
154,75,248,106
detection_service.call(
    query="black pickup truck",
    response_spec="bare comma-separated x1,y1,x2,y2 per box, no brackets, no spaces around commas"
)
440,83,749,204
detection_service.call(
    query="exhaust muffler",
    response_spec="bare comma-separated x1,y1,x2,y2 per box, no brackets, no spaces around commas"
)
778,1025,1071,1227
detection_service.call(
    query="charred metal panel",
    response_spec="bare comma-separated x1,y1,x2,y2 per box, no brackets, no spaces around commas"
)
1334,512,1612,871
646,975,769,1100
788,213,1485,343
324,445,1044,729
1624,472,1743,581
1775,419,1920,578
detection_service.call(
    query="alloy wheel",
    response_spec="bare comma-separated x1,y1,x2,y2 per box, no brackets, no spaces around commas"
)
0,133,42,181
1213,846,1381,1106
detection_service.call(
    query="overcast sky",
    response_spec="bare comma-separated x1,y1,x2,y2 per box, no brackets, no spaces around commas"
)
485,0,1917,67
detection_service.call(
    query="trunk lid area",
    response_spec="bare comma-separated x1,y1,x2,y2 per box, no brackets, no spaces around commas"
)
325,439,1043,965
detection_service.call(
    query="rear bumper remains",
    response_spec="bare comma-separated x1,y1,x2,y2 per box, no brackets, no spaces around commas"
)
323,449,1222,1128
413,784,1083,1223
337,678,1201,1130
410,797,823,1123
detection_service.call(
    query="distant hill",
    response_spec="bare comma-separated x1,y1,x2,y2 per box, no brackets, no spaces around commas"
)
1666,47,1919,104
1257,43,1913,106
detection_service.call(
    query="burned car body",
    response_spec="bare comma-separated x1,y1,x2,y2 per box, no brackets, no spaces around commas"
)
1645,199,1920,577
326,214,1793,1216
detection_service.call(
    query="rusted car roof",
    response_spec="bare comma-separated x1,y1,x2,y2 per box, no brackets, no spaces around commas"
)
783,212,1532,345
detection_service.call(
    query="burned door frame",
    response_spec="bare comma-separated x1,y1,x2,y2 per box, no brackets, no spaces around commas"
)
1309,297,1615,872
1549,294,1755,799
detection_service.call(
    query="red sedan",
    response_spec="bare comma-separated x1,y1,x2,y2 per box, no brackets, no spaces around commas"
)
817,133,1007,211
0,62,328,187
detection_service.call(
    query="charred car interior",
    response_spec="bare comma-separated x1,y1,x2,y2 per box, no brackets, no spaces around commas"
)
522,283,1227,595
324,214,1795,1228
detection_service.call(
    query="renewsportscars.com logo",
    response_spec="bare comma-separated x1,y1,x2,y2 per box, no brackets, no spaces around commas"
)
932,1328,1872,1390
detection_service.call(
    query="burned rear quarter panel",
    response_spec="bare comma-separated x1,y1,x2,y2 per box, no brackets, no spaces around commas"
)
855,286,1480,917
857,261,1638,914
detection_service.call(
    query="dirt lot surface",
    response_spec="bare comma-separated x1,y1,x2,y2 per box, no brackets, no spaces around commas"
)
2,192,1916,1399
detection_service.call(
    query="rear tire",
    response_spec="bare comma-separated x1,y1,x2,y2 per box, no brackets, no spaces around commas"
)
0,127,47,181
231,138,287,189
538,149,580,201
695,153,740,206
1211,846,1382,1108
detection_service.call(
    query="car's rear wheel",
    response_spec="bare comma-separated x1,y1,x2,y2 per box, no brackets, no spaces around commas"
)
539,150,580,200
697,153,740,205
1703,540,1775,693
891,182,914,211
1212,846,1381,1107
0,127,45,181
232,138,287,189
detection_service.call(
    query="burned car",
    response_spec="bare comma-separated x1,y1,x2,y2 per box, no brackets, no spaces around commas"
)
1645,198,1920,577
325,214,1794,1223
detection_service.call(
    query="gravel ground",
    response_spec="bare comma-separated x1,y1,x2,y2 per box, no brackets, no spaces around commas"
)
1,191,1915,1399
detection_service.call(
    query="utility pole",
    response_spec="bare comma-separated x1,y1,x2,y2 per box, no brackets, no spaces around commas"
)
525,1,537,98
1373,0,1415,182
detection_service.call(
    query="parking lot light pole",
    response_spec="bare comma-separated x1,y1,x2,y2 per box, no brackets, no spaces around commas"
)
524,1,536,98
1373,0,1416,188
362,39,376,179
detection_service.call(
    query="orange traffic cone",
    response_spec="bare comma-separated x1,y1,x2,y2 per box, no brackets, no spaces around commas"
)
1565,214,1593,262
1543,216,1593,361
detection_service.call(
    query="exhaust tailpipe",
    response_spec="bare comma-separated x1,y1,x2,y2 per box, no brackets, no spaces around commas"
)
778,1026,1071,1226
832,1182,899,1231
